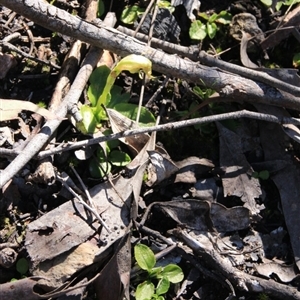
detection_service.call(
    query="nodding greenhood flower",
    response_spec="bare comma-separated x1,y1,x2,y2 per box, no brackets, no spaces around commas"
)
79,54,153,133
114,54,152,79
97,54,152,110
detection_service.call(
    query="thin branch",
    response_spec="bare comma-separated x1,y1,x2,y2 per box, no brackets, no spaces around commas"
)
33,109,300,159
0,109,298,161
56,173,111,233
0,13,115,189
1,0,300,109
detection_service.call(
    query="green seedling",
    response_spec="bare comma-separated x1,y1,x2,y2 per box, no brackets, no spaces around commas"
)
121,5,146,24
10,257,29,281
79,54,154,177
88,139,131,178
190,10,232,40
252,170,270,180
120,1,174,24
78,54,154,134
97,0,105,17
260,0,300,10
293,52,300,67
134,244,184,300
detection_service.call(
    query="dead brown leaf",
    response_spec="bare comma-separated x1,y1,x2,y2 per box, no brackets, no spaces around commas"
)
0,99,60,121
217,122,262,215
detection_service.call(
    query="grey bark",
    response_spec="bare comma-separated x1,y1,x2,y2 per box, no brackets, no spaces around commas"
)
1,0,300,109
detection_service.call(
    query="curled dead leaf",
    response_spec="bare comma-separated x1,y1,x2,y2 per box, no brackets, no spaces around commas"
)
0,99,61,122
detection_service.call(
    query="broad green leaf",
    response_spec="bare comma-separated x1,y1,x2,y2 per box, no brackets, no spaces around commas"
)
103,129,120,149
135,280,155,300
134,244,156,271
79,105,98,133
121,5,145,24
88,65,110,107
108,85,130,108
109,150,131,167
189,20,207,40
276,1,284,10
283,0,300,5
259,170,270,180
198,12,209,21
216,11,232,24
207,22,217,39
16,258,29,275
293,53,300,67
149,266,163,278
113,103,156,125
208,13,218,23
260,0,272,6
97,0,105,17
156,277,170,295
88,157,111,178
160,264,184,283
158,0,174,12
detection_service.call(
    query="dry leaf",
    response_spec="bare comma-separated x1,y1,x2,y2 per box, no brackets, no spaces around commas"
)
217,123,263,215
0,99,60,121
255,262,299,283
106,108,150,155
259,119,300,271
0,52,17,79
151,199,250,232
240,31,259,68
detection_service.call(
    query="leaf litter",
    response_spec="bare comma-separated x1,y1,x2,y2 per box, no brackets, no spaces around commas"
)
1,0,300,299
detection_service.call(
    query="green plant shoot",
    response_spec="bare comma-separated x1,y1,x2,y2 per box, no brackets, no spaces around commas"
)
96,54,152,112
134,244,184,300
79,54,153,134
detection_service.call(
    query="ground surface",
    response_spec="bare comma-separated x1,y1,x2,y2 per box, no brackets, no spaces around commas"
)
1,0,300,299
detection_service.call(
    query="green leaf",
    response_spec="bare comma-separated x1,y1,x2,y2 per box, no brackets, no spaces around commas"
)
135,280,155,300
88,157,111,178
160,264,184,283
260,0,272,6
108,85,130,108
156,277,170,295
198,12,209,21
113,103,156,125
103,129,120,149
149,266,163,278
275,1,284,10
259,170,270,180
109,150,131,167
88,65,111,107
208,13,218,23
207,22,218,39
79,105,98,134
134,244,156,271
121,5,145,24
282,0,300,5
189,20,207,40
293,53,300,67
158,0,174,12
97,0,105,17
216,11,232,24
16,258,29,275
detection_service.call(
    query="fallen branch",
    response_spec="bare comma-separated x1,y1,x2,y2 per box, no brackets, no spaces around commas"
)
0,11,112,188
171,228,300,300
1,0,300,109
0,109,297,161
